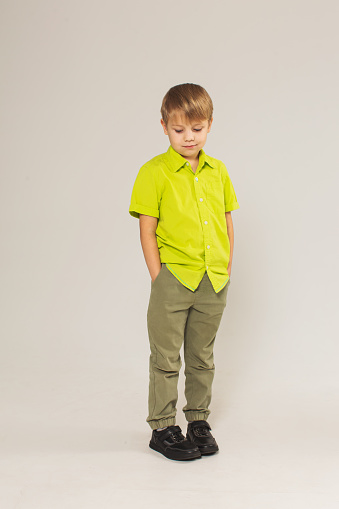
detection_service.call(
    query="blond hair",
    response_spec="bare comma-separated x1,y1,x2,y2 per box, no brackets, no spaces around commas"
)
161,83,213,125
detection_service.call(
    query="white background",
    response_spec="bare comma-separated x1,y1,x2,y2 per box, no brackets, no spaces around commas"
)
1,1,338,507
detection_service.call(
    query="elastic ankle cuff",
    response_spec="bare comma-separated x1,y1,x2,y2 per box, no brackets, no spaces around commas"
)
148,418,176,431
184,412,210,422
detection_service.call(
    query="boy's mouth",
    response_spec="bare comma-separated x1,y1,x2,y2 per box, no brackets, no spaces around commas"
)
183,145,197,148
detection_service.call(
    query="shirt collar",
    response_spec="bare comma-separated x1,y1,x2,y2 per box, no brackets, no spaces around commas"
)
165,145,215,172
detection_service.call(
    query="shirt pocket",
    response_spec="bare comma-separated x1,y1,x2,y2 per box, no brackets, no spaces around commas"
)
206,177,225,215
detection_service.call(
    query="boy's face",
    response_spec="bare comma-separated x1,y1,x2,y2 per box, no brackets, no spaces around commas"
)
161,111,213,161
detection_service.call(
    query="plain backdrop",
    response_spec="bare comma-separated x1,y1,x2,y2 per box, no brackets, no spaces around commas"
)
0,1,338,508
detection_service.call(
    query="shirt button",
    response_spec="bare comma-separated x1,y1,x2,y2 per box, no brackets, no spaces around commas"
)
207,245,210,249
204,220,208,225
195,177,198,181
186,162,189,166
200,198,203,202
206,266,209,269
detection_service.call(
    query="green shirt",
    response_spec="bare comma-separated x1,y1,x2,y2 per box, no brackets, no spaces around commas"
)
129,145,240,293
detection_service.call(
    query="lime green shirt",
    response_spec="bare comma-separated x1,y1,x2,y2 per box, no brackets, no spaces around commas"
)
129,145,240,293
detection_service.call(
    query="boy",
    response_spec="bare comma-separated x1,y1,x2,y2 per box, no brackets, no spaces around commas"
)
129,83,240,461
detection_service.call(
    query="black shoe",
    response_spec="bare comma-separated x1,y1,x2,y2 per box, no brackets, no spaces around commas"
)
186,420,219,455
149,425,201,461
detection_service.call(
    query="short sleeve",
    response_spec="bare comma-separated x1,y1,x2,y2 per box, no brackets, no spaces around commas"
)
129,165,160,219
222,163,240,212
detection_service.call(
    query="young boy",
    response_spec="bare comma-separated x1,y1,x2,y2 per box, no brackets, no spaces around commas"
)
129,83,240,461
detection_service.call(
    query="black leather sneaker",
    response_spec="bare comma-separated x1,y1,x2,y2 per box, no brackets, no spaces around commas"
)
149,425,201,461
186,420,219,455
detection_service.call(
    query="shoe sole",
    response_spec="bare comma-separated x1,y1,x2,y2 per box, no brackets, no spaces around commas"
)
186,433,219,456
199,446,219,455
149,441,202,461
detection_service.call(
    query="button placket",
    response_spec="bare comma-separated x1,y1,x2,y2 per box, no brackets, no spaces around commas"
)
205,219,212,268
195,176,211,270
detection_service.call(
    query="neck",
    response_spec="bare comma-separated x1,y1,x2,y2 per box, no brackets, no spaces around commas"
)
185,152,200,172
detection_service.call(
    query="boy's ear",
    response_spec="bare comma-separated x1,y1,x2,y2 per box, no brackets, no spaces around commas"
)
160,118,168,135
207,117,213,133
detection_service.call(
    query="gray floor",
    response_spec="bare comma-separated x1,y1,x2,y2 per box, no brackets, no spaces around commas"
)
1,362,338,509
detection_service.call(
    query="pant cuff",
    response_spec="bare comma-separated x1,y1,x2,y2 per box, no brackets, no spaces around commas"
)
184,411,210,422
147,417,176,430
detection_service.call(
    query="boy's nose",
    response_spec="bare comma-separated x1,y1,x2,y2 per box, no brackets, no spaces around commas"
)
185,131,194,141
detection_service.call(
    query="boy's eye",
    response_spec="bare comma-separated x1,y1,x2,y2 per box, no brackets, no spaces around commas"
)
174,128,202,133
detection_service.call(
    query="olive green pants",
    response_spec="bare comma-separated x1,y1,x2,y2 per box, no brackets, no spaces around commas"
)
146,264,230,430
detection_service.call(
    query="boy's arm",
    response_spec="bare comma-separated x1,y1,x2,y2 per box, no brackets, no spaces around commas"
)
225,211,234,277
139,214,161,282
